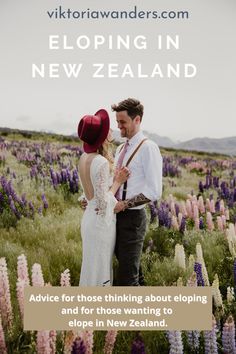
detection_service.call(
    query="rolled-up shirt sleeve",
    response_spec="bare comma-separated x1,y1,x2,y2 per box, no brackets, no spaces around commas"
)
141,142,163,201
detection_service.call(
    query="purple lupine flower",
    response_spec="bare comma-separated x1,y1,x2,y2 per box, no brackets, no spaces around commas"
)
131,333,146,354
233,260,236,296
194,262,204,286
187,331,200,351
41,194,48,209
71,337,86,354
179,217,186,234
222,315,236,354
204,315,218,354
199,217,204,230
167,331,183,354
38,206,43,215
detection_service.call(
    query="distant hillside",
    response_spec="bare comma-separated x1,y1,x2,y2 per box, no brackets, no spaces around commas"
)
0,127,235,156
175,137,236,156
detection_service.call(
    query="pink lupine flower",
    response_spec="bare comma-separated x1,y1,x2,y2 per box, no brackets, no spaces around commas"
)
222,215,226,229
179,201,187,217
36,330,50,354
16,278,26,320
198,196,205,213
187,272,197,287
186,199,192,218
225,208,230,221
206,198,211,211
49,330,57,354
32,263,44,287
220,200,225,214
210,199,215,213
171,215,179,230
104,330,118,354
170,201,176,216
82,330,94,354
178,212,183,226
17,254,30,286
193,204,199,220
194,217,200,230
206,212,214,231
0,314,7,354
60,269,71,287
217,216,224,231
0,258,13,330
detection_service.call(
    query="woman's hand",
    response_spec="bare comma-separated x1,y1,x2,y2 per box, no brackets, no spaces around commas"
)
114,201,126,213
114,167,130,185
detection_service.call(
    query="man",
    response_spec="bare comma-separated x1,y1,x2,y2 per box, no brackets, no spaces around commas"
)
112,98,162,286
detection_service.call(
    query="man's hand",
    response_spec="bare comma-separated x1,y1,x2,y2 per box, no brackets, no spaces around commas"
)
114,201,126,214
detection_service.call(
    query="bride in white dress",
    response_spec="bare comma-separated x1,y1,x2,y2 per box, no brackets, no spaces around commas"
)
77,109,130,286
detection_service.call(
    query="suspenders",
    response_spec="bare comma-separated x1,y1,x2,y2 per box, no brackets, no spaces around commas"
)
118,138,148,200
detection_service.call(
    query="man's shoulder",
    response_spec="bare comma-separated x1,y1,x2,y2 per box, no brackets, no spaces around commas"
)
141,137,160,151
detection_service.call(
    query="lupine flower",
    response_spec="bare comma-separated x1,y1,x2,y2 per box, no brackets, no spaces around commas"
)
0,258,13,330
194,262,204,286
186,199,192,218
104,330,118,354
167,331,183,354
171,215,179,230
71,337,86,354
212,274,223,309
17,254,30,285
131,333,146,354
0,314,7,354
179,217,186,234
196,243,210,286
60,269,71,287
32,263,44,287
216,216,224,231
206,212,214,231
63,331,76,354
199,216,204,230
233,260,236,296
82,330,94,354
227,287,235,305
174,244,186,270
36,330,50,354
222,315,236,354
49,330,57,354
16,278,26,320
204,315,218,354
194,217,200,230
187,331,200,351
42,194,48,209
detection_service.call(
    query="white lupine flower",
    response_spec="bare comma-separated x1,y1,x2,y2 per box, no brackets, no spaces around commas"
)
188,255,195,272
212,274,223,309
174,244,186,270
226,287,235,305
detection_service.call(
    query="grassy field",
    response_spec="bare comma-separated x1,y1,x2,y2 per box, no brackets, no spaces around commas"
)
0,129,236,353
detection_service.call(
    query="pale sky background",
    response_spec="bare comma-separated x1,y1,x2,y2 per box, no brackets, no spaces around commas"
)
0,0,235,142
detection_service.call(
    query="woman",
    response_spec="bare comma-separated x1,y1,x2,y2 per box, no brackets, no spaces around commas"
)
77,109,130,286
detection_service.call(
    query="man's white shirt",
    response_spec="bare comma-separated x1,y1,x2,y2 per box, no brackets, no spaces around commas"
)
114,131,162,209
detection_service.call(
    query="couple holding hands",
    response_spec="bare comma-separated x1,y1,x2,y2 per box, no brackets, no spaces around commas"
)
77,98,162,287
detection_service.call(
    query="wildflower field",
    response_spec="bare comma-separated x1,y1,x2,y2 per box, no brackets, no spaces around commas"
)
1,129,236,353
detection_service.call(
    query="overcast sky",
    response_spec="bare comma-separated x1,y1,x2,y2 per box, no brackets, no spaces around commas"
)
0,0,235,142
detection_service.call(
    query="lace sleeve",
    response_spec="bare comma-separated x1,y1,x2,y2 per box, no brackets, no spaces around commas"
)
94,159,117,226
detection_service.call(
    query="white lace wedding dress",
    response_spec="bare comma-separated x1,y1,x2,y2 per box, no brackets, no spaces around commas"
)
79,154,117,286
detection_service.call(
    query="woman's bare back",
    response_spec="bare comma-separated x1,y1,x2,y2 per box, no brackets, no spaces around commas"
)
78,153,98,201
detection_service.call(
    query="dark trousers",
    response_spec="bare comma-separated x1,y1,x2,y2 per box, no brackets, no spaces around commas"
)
115,209,147,286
